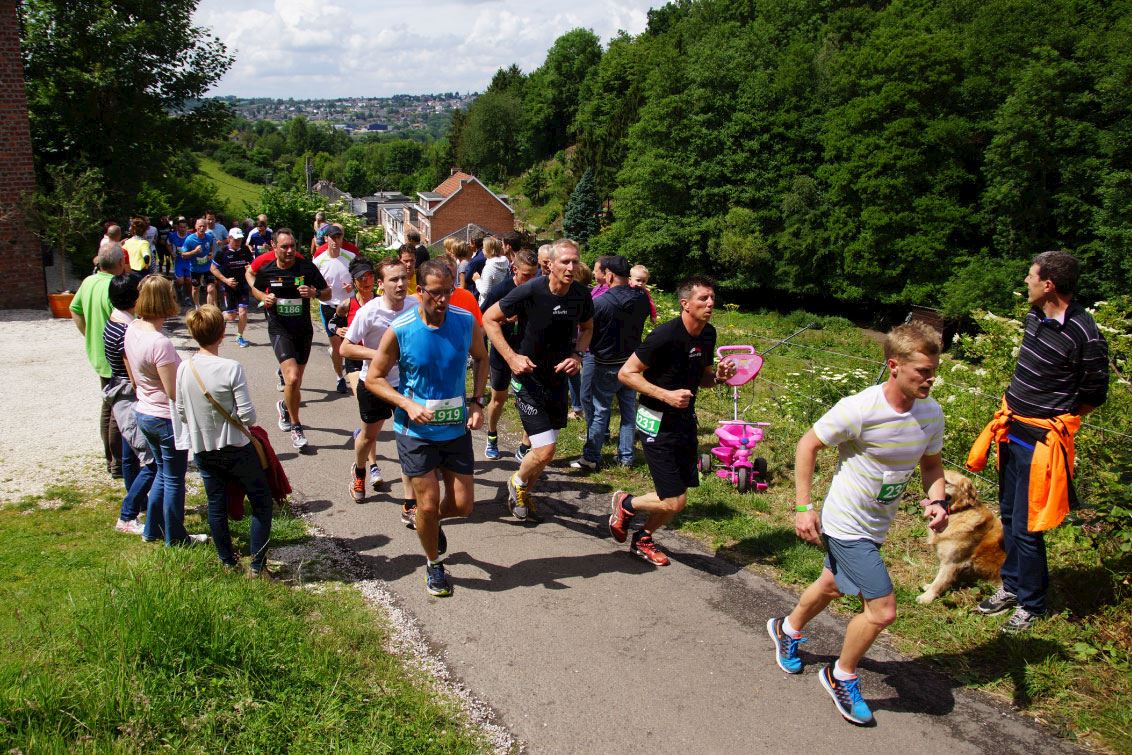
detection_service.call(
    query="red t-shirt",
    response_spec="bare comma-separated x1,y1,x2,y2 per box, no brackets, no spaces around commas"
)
450,287,483,326
248,250,305,274
314,241,360,257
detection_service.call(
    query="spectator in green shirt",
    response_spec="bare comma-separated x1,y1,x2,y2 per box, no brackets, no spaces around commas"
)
71,243,127,477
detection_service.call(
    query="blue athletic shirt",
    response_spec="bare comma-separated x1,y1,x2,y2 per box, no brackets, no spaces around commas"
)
182,231,217,273
391,305,475,442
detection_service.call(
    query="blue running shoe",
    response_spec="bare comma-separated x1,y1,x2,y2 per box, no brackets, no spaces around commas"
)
766,617,806,674
484,435,501,460
425,562,452,597
818,664,873,725
236,335,250,348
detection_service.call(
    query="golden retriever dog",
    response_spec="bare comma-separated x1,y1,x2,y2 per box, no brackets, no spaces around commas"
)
916,470,1006,604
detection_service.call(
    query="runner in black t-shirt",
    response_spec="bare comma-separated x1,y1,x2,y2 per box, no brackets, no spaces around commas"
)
484,239,593,521
246,228,330,450
609,275,736,565
481,248,538,461
210,227,255,348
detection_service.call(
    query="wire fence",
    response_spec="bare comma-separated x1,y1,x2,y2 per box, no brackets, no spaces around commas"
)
703,329,1128,496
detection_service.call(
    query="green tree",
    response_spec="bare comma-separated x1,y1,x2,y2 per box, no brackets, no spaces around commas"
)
23,164,105,290
458,91,526,183
563,169,601,246
524,28,603,161
18,0,233,212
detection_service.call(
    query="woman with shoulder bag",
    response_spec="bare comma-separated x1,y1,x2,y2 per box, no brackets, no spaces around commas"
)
125,276,206,546
176,305,274,576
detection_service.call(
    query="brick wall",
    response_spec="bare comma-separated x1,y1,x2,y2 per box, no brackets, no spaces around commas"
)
431,181,514,241
0,1,43,309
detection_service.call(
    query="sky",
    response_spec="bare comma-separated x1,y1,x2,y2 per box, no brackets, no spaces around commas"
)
194,0,659,99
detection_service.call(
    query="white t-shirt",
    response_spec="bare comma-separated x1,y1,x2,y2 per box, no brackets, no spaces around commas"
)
314,249,356,306
812,384,944,543
344,295,417,383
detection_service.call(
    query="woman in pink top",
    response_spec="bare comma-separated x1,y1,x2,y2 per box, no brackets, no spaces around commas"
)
124,276,206,547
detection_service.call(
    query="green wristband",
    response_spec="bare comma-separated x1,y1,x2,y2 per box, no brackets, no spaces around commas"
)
795,504,813,512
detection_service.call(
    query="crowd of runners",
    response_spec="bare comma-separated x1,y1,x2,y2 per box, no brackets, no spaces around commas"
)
69,212,1109,727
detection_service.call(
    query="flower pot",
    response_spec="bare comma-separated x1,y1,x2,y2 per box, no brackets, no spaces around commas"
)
48,291,75,319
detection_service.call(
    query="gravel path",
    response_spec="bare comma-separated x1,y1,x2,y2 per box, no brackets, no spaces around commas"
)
0,310,112,502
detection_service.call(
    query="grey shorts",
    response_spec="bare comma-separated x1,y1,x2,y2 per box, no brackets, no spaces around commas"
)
823,535,893,600
395,431,474,478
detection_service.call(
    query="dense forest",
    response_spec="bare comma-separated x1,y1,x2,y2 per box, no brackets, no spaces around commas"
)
205,117,445,198
448,0,1132,315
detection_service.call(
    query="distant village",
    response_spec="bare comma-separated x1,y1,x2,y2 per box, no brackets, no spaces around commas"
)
214,93,478,136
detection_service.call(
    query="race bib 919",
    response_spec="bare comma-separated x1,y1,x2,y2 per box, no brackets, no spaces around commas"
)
425,396,465,425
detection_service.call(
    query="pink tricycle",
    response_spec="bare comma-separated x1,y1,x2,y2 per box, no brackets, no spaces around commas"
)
699,346,769,493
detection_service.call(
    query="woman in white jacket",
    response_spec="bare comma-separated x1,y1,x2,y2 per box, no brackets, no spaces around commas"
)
176,305,274,576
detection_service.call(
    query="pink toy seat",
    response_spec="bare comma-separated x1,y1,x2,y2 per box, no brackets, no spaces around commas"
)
717,345,763,387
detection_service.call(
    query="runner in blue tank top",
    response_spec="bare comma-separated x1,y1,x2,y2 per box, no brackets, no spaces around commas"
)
366,259,489,597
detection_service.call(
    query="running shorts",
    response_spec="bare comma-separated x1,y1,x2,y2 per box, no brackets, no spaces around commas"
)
357,381,395,424
642,419,699,500
511,375,568,438
190,271,214,289
221,281,250,312
270,327,313,365
174,258,192,278
395,431,474,477
319,303,344,340
489,361,512,393
823,535,893,600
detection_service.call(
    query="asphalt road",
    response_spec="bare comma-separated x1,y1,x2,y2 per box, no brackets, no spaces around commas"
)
228,313,1074,754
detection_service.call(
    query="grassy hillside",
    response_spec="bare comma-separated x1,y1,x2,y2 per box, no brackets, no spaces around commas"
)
197,155,264,217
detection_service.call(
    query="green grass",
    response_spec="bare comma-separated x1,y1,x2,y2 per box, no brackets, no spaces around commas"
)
197,155,264,216
0,483,486,752
500,289,1132,752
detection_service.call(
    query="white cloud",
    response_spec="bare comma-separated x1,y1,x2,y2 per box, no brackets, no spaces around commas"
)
194,0,656,98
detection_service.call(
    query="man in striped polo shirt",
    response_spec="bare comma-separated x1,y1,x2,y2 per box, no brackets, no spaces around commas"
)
974,250,1109,632
767,322,949,725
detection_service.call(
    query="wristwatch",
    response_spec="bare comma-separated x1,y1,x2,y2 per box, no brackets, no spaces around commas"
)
468,396,484,407
573,351,585,359
926,496,951,514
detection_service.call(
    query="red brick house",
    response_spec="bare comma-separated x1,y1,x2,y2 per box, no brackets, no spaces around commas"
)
409,172,513,245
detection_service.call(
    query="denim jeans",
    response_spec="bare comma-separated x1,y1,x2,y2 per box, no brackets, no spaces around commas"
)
999,441,1048,614
136,412,190,545
119,435,156,521
580,354,596,427
581,356,637,465
567,369,583,413
195,444,274,571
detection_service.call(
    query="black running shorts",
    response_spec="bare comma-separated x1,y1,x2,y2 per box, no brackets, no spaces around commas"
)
395,432,474,477
489,362,512,393
511,375,568,438
221,281,250,312
642,419,699,500
270,327,313,366
357,380,395,424
190,271,214,289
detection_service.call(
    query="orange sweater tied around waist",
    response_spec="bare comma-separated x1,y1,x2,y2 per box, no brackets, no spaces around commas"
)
966,397,1080,532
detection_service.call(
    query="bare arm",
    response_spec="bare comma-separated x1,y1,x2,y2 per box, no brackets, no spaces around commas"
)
467,321,489,430
793,429,825,545
618,353,691,409
339,337,375,363
71,312,86,336
156,361,179,403
364,329,431,424
483,302,535,375
918,452,949,532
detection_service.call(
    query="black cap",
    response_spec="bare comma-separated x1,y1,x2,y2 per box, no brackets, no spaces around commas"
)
350,259,375,279
603,255,631,278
